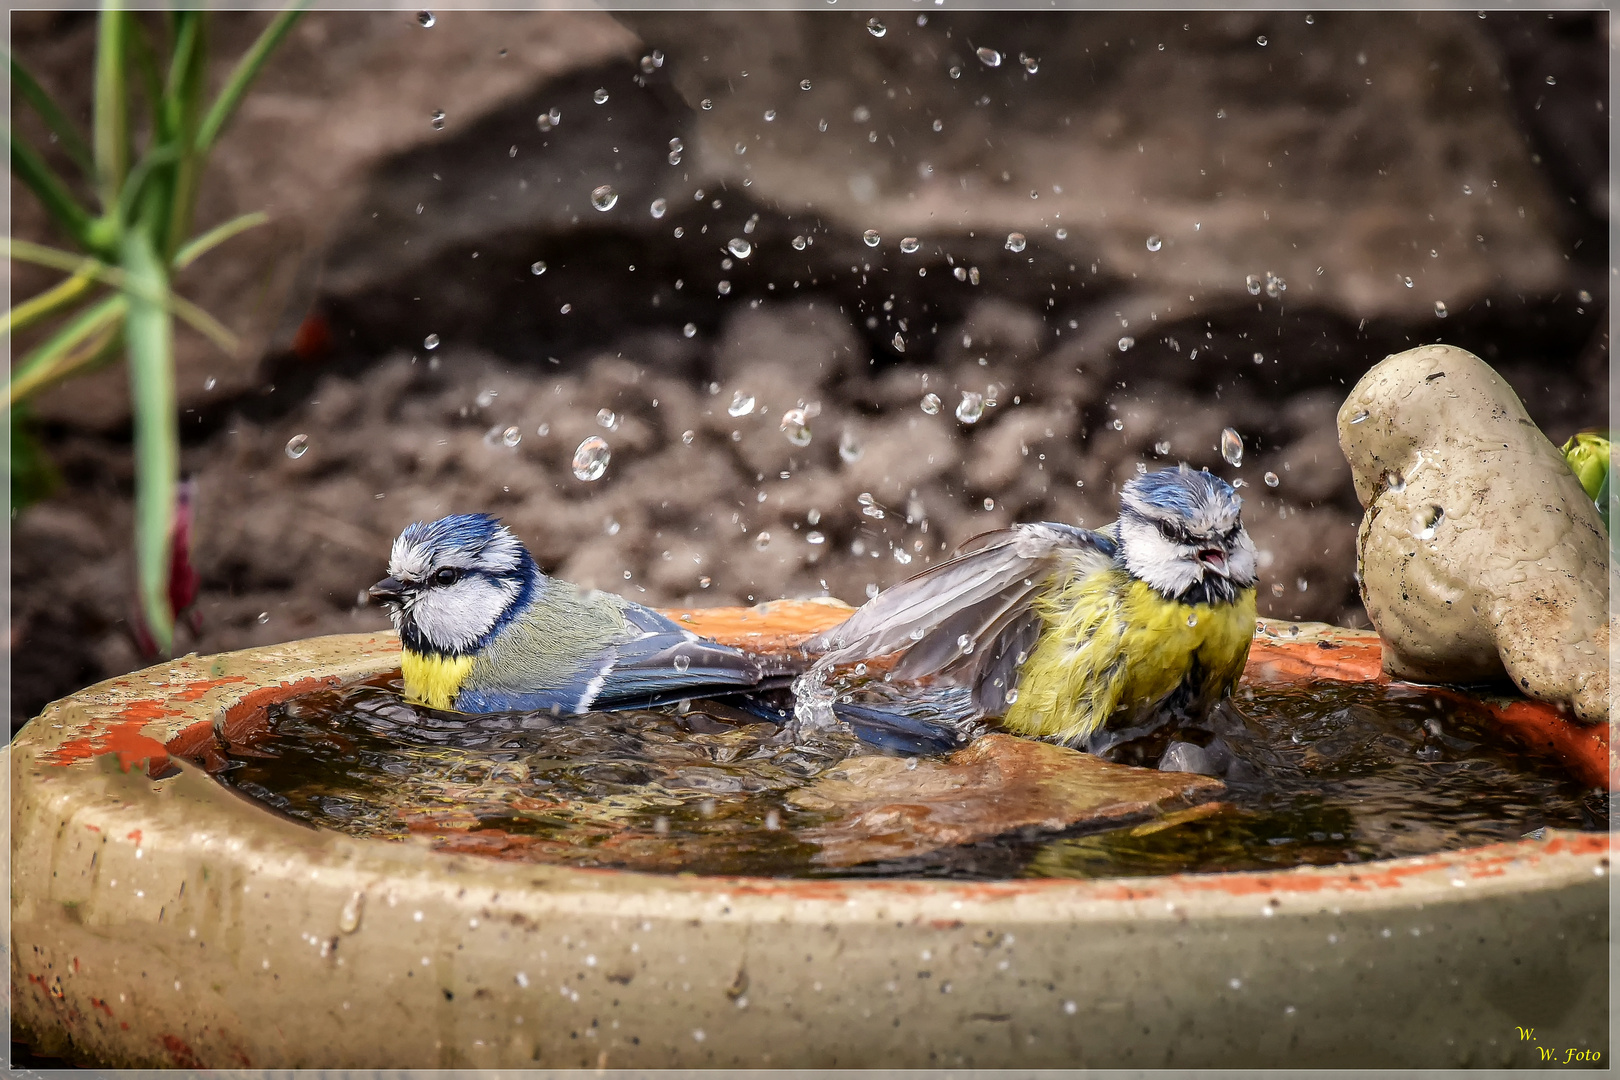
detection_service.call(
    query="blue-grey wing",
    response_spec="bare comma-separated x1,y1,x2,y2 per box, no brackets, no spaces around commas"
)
579,603,800,712
805,522,1118,714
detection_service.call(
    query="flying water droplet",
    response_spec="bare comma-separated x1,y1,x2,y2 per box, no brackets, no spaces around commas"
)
839,429,864,463
754,531,772,551
891,332,906,353
728,391,756,417
651,198,667,219
1146,235,1163,252
728,237,752,258
900,237,921,254
780,408,812,446
1005,232,1027,252
285,434,309,459
683,323,697,338
1264,272,1286,298
791,235,808,251
596,408,616,429
920,393,941,415
417,10,435,27
1154,440,1171,456
867,17,886,36
977,47,1002,67
203,376,217,391
1434,301,1448,318
1118,336,1135,352
1246,274,1262,296
801,79,813,90
593,88,609,105
1256,34,1268,45
502,426,521,448
430,110,446,130
591,185,618,211
339,890,365,932
700,98,713,110
1220,427,1244,467
956,391,985,424
862,229,882,247
572,436,611,481
717,281,732,295
1020,53,1039,73
530,260,547,276
1264,471,1279,488
1253,352,1265,365
424,333,440,350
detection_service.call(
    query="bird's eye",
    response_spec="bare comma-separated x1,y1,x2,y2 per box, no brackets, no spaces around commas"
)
432,567,460,587
1157,520,1183,543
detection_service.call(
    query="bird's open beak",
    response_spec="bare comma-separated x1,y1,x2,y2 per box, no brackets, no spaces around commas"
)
369,576,405,602
1195,548,1230,577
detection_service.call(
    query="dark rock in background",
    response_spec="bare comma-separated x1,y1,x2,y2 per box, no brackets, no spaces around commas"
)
9,11,1607,727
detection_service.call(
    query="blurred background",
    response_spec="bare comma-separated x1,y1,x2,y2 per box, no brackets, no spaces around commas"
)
8,9,1607,729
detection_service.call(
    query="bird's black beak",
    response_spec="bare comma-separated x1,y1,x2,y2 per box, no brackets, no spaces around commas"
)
369,576,405,602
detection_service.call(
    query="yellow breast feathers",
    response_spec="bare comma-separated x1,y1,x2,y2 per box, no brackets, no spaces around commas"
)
401,648,476,711
1001,569,1257,745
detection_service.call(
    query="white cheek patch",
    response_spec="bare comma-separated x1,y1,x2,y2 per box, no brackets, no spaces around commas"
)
410,576,520,652
1118,518,1203,597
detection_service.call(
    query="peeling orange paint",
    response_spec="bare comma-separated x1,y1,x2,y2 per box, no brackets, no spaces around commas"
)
43,699,180,776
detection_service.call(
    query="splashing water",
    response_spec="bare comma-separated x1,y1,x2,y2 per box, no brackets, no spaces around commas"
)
920,393,941,415
956,391,985,424
530,260,547,276
285,434,309,460
651,199,667,219
1264,471,1280,488
838,429,864,463
417,10,435,26
728,238,752,258
866,16,886,36
780,408,812,447
1005,232,1027,253
862,230,882,247
572,436,611,481
1146,235,1163,252
423,333,440,350
728,391,756,417
1220,427,1244,467
977,47,1003,67
899,237,921,254
591,186,618,211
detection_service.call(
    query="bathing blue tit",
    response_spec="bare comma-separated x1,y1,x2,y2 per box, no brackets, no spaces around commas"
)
808,465,1260,750
370,514,802,714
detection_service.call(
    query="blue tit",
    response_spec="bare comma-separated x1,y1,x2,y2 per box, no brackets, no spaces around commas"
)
808,464,1259,753
369,514,800,714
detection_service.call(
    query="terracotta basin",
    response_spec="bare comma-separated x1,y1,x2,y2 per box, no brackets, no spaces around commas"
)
10,603,1610,1068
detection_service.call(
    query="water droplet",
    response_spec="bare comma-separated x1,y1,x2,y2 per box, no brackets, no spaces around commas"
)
953,267,967,281
1021,53,1039,73
791,235,808,251
780,408,812,446
801,79,814,91
1350,409,1369,424
1220,427,1244,467
650,198,668,219
1146,235,1162,252
1257,34,1268,45
1152,440,1170,456
203,376,217,391
1253,352,1265,365
1111,418,1124,431
1187,612,1199,627
1578,289,1593,303
1117,336,1135,352
717,280,732,295
668,151,682,165
285,434,309,459
673,653,691,673
339,890,365,932
596,409,617,429
728,391,756,417
499,426,521,448
753,531,772,551
982,497,994,511
530,260,547,276
899,237,921,254
867,16,886,36
1461,184,1473,195
593,88,609,105
256,611,270,625
807,530,825,545
1246,274,1262,295
1264,471,1279,488
591,185,618,211
1005,232,1027,252
1545,74,1556,86
956,391,985,424
728,237,752,258
862,229,882,247
683,322,697,338
572,436,611,481
1414,505,1444,540
839,429,864,463
1385,470,1406,494
920,393,941,415
977,47,1002,67
1264,272,1286,298
417,10,435,27
700,98,713,111
1434,300,1448,318
430,110,446,130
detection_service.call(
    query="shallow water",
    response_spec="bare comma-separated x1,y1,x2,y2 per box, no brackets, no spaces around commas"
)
214,677,1607,879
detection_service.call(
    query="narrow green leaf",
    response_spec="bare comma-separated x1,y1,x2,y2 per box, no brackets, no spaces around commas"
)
93,5,130,217
8,293,126,406
114,143,179,226
7,238,238,354
10,57,93,175
195,6,305,155
126,20,166,139
173,210,268,270
8,131,99,252
161,12,211,259
1,258,99,337
121,228,177,654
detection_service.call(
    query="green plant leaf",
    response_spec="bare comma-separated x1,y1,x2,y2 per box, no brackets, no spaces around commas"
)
121,227,178,654
194,6,305,155
7,131,99,253
2,258,99,338
8,293,126,406
93,5,130,217
10,57,93,175
7,238,237,354
172,210,268,270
